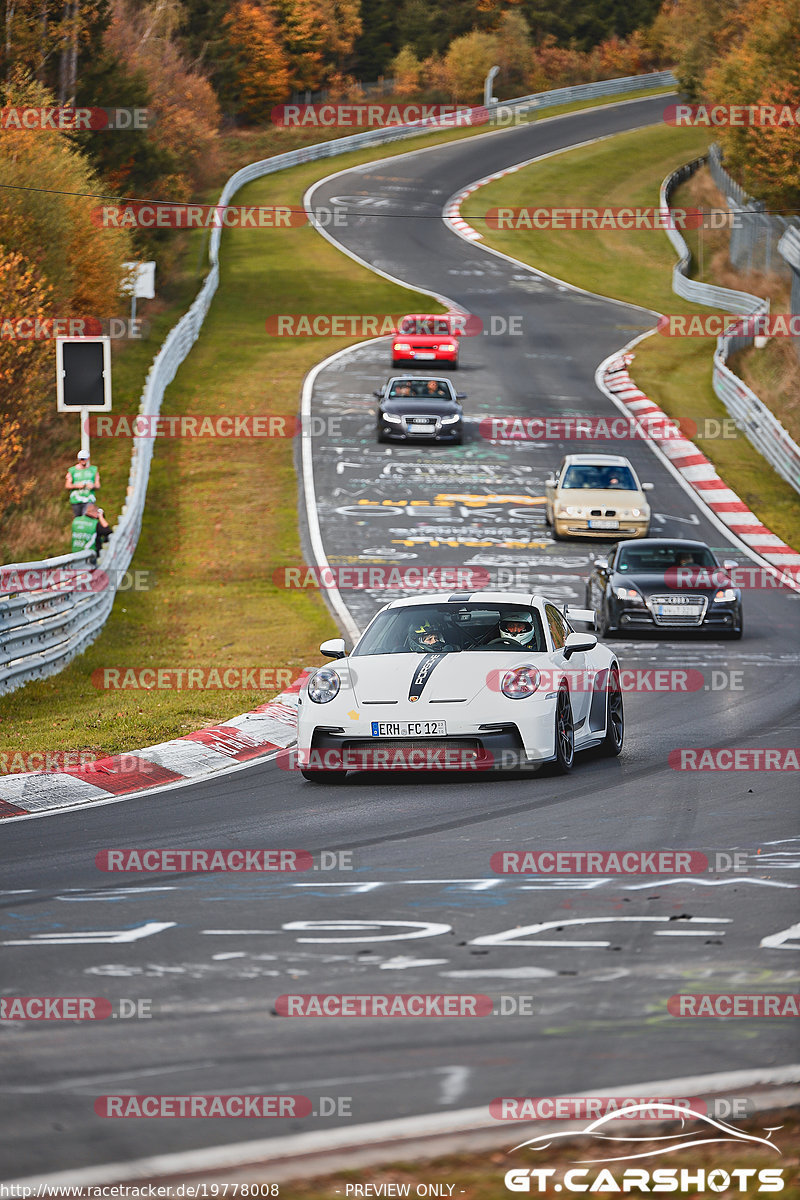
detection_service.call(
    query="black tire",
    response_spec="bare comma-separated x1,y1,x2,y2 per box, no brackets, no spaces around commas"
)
552,685,575,773
724,614,744,640
301,769,348,783
552,525,563,541
596,601,617,640
600,667,624,756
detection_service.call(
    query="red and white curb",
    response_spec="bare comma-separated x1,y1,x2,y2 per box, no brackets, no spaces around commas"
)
444,163,527,241
603,353,800,572
0,671,312,819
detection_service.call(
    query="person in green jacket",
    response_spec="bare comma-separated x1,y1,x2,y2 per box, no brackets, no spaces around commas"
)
65,449,100,516
70,503,112,556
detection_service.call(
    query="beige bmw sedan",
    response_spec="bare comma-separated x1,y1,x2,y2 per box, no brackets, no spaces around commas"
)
545,453,653,540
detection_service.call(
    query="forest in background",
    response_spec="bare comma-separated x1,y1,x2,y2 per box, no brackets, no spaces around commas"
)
0,0,798,523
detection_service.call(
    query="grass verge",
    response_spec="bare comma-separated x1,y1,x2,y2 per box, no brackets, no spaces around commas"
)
0,87,679,761
460,125,800,549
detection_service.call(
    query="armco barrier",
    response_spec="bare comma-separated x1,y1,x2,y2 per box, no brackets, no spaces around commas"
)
661,159,800,495
0,71,676,695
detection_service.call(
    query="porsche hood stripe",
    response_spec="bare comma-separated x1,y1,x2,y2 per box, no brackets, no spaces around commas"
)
408,652,448,702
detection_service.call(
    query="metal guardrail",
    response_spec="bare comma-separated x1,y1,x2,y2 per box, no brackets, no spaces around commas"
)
661,159,800,495
0,70,677,695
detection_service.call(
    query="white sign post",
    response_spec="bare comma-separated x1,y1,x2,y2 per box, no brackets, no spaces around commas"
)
121,261,156,323
56,336,113,459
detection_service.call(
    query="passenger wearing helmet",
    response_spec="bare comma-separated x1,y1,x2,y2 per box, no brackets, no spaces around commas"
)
489,612,537,647
407,619,454,654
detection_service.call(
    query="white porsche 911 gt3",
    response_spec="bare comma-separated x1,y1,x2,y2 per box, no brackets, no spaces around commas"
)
295,592,624,782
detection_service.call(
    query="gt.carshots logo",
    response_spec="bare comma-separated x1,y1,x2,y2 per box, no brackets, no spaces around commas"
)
503,1103,784,1192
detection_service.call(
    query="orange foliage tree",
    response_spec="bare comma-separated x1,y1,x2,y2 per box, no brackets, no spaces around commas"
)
703,0,800,209
221,1,291,120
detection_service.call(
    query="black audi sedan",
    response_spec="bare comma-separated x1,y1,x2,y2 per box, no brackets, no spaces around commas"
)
374,376,465,444
585,538,743,639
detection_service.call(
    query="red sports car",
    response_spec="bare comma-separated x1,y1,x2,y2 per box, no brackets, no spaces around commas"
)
391,314,461,368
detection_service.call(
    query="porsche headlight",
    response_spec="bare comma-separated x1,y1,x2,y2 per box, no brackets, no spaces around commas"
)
713,588,737,602
308,667,341,703
615,586,645,605
382,412,402,424
501,666,541,699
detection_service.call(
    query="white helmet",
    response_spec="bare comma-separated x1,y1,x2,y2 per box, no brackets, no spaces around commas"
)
498,613,536,646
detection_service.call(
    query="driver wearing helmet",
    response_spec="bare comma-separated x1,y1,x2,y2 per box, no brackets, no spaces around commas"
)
408,619,454,654
490,612,537,647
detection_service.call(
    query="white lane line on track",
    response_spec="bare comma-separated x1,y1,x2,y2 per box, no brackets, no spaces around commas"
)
10,1063,800,1188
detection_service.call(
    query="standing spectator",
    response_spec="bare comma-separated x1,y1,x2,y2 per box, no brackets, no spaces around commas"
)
65,449,100,517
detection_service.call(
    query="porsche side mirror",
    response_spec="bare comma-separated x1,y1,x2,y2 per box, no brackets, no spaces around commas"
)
320,638,347,659
641,482,655,492
563,631,597,659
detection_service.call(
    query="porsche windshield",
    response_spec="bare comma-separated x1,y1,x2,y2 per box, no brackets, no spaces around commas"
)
353,603,547,656
562,465,637,490
617,544,718,572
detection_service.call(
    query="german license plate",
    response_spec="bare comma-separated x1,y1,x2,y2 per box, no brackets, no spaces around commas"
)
657,604,702,617
414,351,435,359
588,519,619,530
371,721,447,737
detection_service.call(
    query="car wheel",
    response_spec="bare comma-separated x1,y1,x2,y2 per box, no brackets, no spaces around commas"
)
597,603,616,639
544,507,552,527
301,769,348,783
600,667,624,756
377,431,387,443
724,615,744,640
552,685,575,773
552,524,563,541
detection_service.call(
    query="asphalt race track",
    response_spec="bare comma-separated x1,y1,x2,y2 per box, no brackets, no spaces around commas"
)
2,95,799,1180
